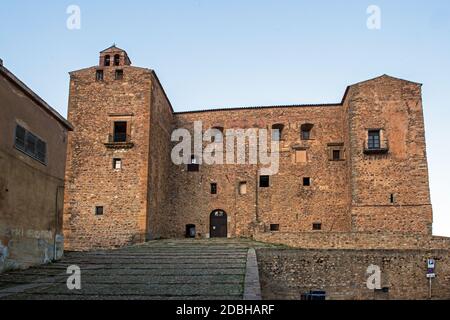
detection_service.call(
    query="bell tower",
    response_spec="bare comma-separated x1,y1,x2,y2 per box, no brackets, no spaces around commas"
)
99,45,132,67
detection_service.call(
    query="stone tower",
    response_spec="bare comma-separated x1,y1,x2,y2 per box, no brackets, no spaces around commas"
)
63,46,173,250
344,75,433,234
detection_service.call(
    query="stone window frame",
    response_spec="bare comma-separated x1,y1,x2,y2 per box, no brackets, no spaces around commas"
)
113,158,122,170
259,175,270,188
105,114,134,148
313,222,322,231
210,126,225,143
95,206,104,216
364,127,389,154
327,143,346,161
270,224,280,232
115,69,124,81
300,123,315,140
271,123,285,142
292,145,308,164
210,182,218,195
96,69,104,81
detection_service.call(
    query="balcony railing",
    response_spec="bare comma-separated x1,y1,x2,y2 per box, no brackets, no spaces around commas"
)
363,139,389,155
104,134,134,149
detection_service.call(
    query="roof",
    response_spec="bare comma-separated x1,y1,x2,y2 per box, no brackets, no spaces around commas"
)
174,74,422,115
100,44,127,53
174,103,341,115
0,62,73,130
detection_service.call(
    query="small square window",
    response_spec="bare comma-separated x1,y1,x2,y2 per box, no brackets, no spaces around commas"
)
113,158,122,170
188,155,200,172
270,224,280,232
211,183,217,195
95,206,104,216
260,176,270,188
303,177,311,186
115,69,124,80
96,70,104,81
390,193,396,204
313,223,322,231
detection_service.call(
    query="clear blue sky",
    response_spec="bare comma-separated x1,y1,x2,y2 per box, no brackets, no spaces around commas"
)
1,1,449,236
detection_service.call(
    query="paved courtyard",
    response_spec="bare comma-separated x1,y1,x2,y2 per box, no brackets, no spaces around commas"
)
0,239,274,300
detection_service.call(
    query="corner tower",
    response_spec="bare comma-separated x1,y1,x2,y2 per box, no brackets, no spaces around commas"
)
63,46,173,250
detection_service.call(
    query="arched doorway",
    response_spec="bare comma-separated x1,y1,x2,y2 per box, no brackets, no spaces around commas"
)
210,210,227,238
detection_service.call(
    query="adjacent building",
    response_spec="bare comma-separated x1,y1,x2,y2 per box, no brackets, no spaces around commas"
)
0,59,73,272
63,47,433,250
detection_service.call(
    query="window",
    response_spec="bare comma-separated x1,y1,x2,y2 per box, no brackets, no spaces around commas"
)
303,177,311,186
113,121,127,142
188,155,200,172
295,149,307,163
113,158,122,170
239,182,247,195
96,70,104,81
95,206,104,216
260,175,270,188
301,123,314,140
104,55,111,66
211,127,224,143
313,223,322,231
211,183,217,195
333,149,341,161
114,54,120,66
390,193,396,204
14,125,47,164
272,124,284,141
270,224,280,232
368,130,381,149
115,69,124,80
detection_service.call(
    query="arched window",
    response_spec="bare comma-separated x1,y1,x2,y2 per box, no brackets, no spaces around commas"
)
271,124,284,141
301,123,314,140
211,126,224,143
114,54,120,66
104,55,111,66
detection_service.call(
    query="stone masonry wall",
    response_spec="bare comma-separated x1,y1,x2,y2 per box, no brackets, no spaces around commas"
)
257,248,450,300
346,76,432,234
165,104,351,238
254,232,450,250
63,65,153,250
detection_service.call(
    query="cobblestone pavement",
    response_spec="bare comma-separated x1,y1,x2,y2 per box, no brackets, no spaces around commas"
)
0,239,276,300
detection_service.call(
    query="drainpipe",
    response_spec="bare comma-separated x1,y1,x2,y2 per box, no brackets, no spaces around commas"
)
54,186,64,261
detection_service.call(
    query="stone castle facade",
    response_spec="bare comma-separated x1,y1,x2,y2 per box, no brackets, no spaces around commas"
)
63,46,433,250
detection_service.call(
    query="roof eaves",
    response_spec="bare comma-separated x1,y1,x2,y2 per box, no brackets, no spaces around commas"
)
0,64,73,131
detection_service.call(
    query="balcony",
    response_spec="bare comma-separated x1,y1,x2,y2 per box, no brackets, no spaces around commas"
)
104,133,134,149
363,139,389,155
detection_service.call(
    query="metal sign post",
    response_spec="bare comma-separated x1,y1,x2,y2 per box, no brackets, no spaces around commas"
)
427,259,436,300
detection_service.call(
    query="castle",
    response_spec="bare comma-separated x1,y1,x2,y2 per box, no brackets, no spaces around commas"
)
63,46,433,250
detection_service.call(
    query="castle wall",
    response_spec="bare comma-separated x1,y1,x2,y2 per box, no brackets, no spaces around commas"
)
63,66,153,250
347,76,433,234
258,248,450,300
146,73,174,239
166,105,351,238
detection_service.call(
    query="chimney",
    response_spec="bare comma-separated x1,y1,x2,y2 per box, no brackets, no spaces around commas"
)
0,58,3,66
